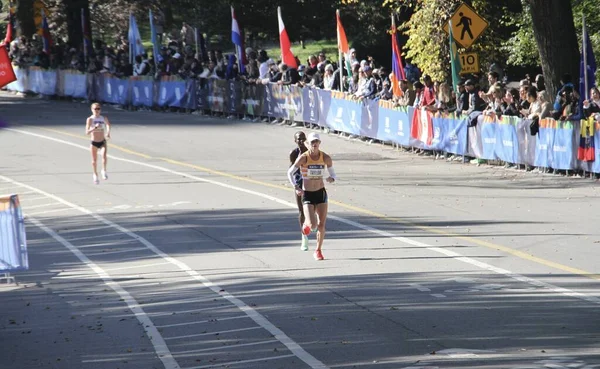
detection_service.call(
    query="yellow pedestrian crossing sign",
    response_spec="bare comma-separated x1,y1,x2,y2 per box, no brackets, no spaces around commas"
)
443,3,489,49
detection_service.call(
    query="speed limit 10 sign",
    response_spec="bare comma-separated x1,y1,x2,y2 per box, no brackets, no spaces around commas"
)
459,52,479,74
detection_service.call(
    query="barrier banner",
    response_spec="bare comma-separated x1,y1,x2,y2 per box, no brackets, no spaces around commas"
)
168,79,194,109
226,79,242,114
326,92,362,135
130,76,154,107
302,87,319,124
377,101,410,146
317,89,332,127
87,73,98,101
0,195,28,272
535,118,555,168
361,98,379,138
495,115,520,164
196,79,209,111
287,85,304,122
241,83,264,116
268,84,287,119
63,70,87,99
552,120,576,170
517,118,536,166
27,68,56,95
101,74,129,105
6,66,28,93
208,79,227,112
479,115,499,160
157,77,184,107
428,114,468,154
591,123,600,173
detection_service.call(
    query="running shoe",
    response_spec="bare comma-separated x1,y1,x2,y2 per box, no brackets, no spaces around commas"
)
302,224,311,236
314,249,324,260
93,174,99,185
301,235,308,251
311,227,318,234
101,170,108,180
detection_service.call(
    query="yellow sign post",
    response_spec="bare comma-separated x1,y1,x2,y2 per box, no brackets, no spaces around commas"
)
459,52,479,74
443,3,489,49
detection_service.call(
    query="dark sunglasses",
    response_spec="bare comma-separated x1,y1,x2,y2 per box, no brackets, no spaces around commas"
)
93,108,101,111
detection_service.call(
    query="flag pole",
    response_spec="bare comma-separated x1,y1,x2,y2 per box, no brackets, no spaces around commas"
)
194,27,199,58
337,10,343,92
583,14,589,101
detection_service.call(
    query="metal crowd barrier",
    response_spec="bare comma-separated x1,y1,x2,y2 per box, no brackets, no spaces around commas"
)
0,194,28,285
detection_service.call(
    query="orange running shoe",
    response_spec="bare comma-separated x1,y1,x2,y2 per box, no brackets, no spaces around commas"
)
314,249,324,260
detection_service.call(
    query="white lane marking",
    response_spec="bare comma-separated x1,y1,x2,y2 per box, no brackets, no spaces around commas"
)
24,202,63,210
2,168,329,369
25,208,72,216
156,315,250,328
184,354,295,369
26,216,180,369
103,261,173,272
65,232,129,242
172,339,279,355
6,128,600,364
409,283,431,292
430,294,446,298
165,326,262,341
85,246,149,256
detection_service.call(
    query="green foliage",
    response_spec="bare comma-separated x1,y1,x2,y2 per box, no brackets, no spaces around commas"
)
499,2,540,67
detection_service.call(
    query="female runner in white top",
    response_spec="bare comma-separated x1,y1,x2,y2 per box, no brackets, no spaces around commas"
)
85,103,111,184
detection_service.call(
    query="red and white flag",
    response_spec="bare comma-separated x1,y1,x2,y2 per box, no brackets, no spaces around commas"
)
0,45,16,89
410,108,433,145
277,6,298,69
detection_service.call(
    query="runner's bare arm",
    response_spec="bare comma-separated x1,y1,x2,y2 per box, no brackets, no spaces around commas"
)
85,118,94,135
324,153,336,183
104,116,111,138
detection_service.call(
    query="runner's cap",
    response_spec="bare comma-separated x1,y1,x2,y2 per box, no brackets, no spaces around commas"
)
307,132,321,142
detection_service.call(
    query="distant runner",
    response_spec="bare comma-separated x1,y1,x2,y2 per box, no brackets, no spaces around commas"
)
290,131,309,251
85,103,111,184
287,132,336,261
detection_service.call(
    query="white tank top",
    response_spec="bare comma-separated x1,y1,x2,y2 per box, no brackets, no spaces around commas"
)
91,116,105,134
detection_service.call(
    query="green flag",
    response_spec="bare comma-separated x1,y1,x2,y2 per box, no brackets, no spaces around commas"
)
449,20,461,92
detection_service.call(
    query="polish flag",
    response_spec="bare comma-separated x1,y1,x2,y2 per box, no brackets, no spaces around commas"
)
277,6,298,69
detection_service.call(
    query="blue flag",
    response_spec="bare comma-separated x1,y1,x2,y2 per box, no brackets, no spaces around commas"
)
128,12,145,64
580,19,596,101
149,10,163,67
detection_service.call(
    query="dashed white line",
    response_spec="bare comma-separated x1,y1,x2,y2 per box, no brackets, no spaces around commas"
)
184,354,295,369
171,339,279,356
165,326,262,341
156,315,250,328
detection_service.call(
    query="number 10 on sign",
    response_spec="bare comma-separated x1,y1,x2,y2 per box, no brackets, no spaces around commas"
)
459,52,479,74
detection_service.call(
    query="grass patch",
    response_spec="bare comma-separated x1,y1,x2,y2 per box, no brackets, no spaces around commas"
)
264,39,339,65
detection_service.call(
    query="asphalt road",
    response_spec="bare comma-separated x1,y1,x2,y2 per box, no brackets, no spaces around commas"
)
1,92,600,369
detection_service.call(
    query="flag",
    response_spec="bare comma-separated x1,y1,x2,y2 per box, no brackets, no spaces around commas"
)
277,6,298,69
580,17,596,102
449,20,462,93
411,108,433,145
578,115,595,161
336,10,352,82
2,6,14,46
149,10,163,67
41,9,52,54
231,7,246,74
0,45,16,88
128,12,144,64
81,8,92,63
391,14,406,97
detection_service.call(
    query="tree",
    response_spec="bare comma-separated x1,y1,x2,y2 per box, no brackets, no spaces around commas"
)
527,0,579,97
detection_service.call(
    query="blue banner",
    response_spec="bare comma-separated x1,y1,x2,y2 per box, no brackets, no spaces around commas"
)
226,79,241,114
158,78,185,107
591,123,600,173
302,87,319,124
130,77,154,107
28,68,57,95
552,121,576,170
102,75,129,105
326,93,362,135
495,117,519,164
376,104,411,146
535,119,555,168
361,99,379,138
63,70,87,99
317,89,332,128
426,115,468,154
480,117,498,160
